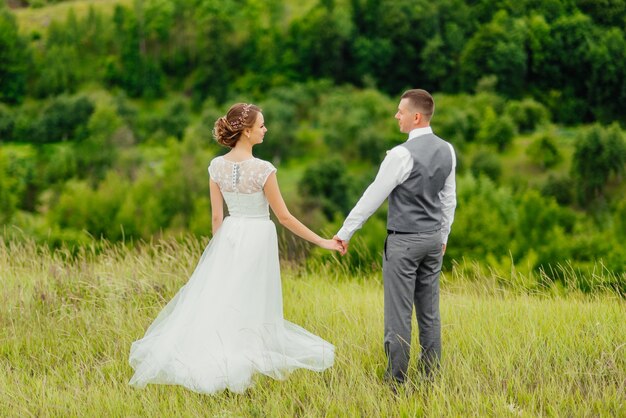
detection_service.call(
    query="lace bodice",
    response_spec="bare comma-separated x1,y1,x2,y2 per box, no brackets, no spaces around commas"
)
208,157,277,218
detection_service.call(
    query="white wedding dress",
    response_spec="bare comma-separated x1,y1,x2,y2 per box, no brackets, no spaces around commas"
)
129,156,334,394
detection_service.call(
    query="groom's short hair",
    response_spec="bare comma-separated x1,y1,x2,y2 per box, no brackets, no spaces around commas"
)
402,89,435,121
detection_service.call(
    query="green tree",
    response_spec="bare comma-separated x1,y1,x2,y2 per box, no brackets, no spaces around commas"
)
0,148,18,223
287,0,353,84
189,0,238,103
0,105,14,141
349,0,427,93
460,11,527,96
476,106,516,151
571,123,626,204
105,5,164,98
512,189,572,268
34,45,81,97
504,98,550,133
25,96,95,144
470,150,502,181
446,174,516,263
299,157,352,221
312,87,398,163
0,7,30,104
587,28,626,121
76,100,123,180
530,13,595,123
541,174,574,206
577,0,626,27
418,0,474,92
526,131,562,169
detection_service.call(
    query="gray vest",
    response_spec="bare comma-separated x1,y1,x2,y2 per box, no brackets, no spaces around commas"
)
387,133,454,232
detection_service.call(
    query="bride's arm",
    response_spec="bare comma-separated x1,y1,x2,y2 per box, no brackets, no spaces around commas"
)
210,179,224,235
264,173,342,251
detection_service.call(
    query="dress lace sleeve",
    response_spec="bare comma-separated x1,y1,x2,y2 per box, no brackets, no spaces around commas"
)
257,161,277,189
208,157,219,182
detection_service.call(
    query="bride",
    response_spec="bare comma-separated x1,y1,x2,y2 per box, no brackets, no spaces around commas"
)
128,103,340,394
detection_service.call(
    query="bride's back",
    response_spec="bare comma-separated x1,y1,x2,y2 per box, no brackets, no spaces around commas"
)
209,156,277,218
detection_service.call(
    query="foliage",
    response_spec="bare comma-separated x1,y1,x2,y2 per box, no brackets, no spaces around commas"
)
476,106,516,151
0,7,30,104
460,11,527,97
0,149,19,223
299,157,352,221
311,87,399,163
3,0,626,275
0,104,15,141
541,174,574,206
571,123,626,204
504,98,550,133
470,150,502,181
526,131,562,169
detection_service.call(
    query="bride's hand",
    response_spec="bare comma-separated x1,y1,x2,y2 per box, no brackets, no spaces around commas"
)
318,238,344,252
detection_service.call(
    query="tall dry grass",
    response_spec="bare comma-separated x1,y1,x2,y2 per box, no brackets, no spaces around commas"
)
1,238,624,416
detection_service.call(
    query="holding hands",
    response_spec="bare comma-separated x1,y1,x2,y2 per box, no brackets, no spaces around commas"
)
333,235,348,256
318,238,345,253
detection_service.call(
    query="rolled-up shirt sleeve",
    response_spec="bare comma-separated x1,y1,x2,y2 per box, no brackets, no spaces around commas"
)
337,147,412,242
439,143,457,244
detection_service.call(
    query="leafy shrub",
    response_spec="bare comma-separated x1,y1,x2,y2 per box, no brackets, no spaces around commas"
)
0,149,19,223
541,175,574,206
0,8,30,104
526,131,562,168
505,98,550,133
312,87,398,163
571,123,626,204
0,105,14,141
476,106,516,151
299,157,352,221
446,174,516,264
470,150,501,181
34,45,81,97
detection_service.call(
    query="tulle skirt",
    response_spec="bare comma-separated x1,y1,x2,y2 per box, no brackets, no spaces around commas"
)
128,216,334,394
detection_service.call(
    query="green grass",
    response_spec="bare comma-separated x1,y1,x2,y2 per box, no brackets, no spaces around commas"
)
12,0,320,37
1,238,624,416
12,0,132,36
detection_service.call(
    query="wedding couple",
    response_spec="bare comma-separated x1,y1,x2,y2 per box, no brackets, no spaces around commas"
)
128,89,457,394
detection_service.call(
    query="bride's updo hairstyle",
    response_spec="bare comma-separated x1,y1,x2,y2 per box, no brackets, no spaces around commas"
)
213,103,262,148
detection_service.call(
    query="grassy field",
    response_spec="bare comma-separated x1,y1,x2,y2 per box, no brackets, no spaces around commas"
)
11,0,320,36
1,238,624,416
11,0,132,35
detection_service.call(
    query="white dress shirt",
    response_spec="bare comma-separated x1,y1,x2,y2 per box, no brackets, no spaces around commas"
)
337,127,457,244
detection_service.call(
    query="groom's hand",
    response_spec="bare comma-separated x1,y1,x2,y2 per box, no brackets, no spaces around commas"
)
332,235,348,256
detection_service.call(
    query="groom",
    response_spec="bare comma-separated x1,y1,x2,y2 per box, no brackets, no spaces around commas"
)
334,89,456,385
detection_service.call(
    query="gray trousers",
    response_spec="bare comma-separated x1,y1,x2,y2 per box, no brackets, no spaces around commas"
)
383,231,443,383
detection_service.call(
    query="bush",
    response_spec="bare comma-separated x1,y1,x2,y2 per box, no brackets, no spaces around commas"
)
41,143,79,185
526,131,562,169
470,150,501,181
571,123,626,204
0,9,30,104
312,87,398,163
505,98,550,133
0,149,19,223
541,175,574,206
0,105,14,141
476,106,516,151
446,174,516,264
34,45,81,97
299,157,352,221
13,95,95,144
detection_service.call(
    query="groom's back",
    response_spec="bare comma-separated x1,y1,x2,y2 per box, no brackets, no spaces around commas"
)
387,134,454,233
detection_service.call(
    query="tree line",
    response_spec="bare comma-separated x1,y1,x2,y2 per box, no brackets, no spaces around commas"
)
2,0,626,123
